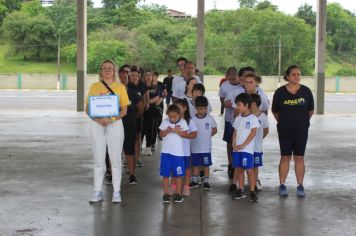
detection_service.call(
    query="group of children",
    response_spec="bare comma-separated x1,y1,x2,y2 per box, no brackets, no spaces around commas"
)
158,65,270,203
159,95,217,203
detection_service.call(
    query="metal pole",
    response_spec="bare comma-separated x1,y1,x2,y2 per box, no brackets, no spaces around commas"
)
77,0,87,112
197,0,205,82
315,0,327,114
278,37,282,87
57,35,60,90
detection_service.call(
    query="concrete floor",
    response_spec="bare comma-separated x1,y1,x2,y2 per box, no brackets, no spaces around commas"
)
0,91,356,236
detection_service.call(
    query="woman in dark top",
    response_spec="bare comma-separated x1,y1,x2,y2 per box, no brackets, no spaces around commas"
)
128,66,147,168
120,68,144,184
272,65,314,198
141,70,163,156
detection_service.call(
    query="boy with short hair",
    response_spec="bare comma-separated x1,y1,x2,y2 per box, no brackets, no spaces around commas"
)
250,94,269,191
188,83,212,118
231,93,260,202
190,96,218,190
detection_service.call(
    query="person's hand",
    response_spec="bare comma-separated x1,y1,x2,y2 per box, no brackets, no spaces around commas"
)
236,144,245,150
166,126,173,133
173,125,181,134
225,100,232,108
232,144,239,152
97,118,112,127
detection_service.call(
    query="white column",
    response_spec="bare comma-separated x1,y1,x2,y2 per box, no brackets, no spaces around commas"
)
315,0,327,114
77,0,87,112
197,0,205,82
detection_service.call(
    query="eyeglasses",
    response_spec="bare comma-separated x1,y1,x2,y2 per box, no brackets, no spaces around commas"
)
101,67,114,71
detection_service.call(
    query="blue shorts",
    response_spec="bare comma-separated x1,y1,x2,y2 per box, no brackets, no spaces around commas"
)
232,152,254,169
223,121,233,143
184,156,191,169
254,152,263,167
160,153,185,177
191,153,212,167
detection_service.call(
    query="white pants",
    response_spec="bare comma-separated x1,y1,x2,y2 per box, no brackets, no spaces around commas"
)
91,120,124,192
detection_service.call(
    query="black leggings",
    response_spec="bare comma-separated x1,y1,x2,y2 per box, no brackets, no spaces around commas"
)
142,106,159,147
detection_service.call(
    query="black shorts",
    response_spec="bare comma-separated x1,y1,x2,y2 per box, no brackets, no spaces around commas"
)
277,128,308,156
123,125,137,155
223,121,233,143
136,117,143,134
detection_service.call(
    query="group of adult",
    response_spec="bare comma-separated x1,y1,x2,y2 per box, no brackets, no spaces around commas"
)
85,57,314,203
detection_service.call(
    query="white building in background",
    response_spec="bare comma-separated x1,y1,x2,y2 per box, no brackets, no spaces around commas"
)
167,9,192,19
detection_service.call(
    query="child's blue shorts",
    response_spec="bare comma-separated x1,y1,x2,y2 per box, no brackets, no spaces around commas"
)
184,156,191,169
254,152,263,167
232,152,254,169
160,153,185,177
191,153,212,167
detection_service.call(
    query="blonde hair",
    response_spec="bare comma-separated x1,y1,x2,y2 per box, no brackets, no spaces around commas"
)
98,59,119,82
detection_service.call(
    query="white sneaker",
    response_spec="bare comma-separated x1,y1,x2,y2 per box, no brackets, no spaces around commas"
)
112,191,122,203
89,191,104,203
147,148,152,156
142,147,148,156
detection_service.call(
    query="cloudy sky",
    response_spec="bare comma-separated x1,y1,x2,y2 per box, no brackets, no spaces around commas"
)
93,0,356,15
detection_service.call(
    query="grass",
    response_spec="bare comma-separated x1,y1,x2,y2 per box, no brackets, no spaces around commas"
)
0,45,76,74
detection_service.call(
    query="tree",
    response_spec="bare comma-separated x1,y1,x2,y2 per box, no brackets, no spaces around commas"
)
102,0,139,9
0,0,8,25
327,3,356,52
3,11,56,61
0,0,22,26
238,10,315,75
238,0,257,9
255,1,278,12
21,0,45,16
295,3,316,26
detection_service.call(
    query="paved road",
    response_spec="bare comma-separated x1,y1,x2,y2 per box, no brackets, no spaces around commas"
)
0,90,356,236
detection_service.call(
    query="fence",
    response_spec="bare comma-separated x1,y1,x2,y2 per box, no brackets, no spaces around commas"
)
0,74,356,93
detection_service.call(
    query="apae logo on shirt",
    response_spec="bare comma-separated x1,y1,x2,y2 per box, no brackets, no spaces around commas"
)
245,121,251,129
205,122,210,130
283,98,306,106
176,166,183,175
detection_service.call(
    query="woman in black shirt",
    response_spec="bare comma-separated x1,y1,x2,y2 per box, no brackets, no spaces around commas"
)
272,65,314,198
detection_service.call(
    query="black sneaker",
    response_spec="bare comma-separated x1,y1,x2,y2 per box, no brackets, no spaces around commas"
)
203,182,211,190
104,173,112,185
162,194,170,203
129,175,138,185
189,181,199,188
250,191,258,202
173,194,184,203
232,189,246,200
228,184,237,195
255,186,260,193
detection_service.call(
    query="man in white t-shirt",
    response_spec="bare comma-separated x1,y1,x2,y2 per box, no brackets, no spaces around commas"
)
231,93,260,202
172,61,202,100
219,66,242,180
190,96,217,190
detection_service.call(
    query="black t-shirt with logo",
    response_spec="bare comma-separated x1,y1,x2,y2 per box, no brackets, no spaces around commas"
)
272,85,314,132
